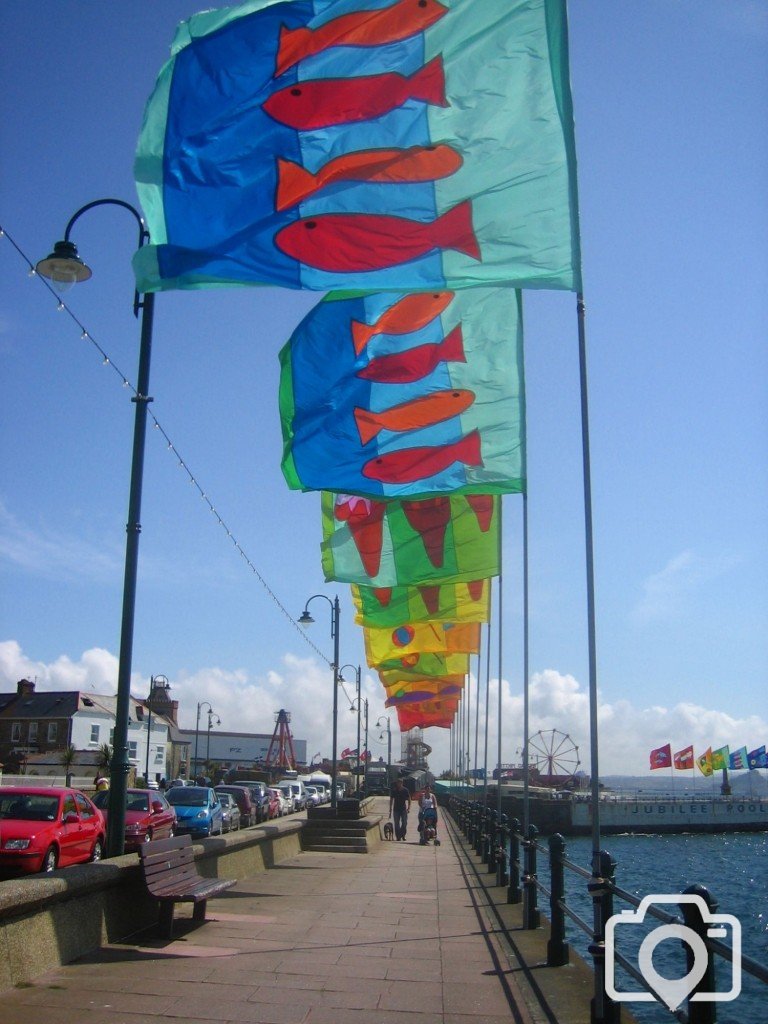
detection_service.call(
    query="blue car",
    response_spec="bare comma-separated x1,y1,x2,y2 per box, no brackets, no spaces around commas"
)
165,786,223,838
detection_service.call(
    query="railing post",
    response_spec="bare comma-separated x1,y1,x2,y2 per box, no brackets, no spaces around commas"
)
680,885,719,1024
522,823,540,929
547,833,570,966
468,801,478,846
485,809,498,868
475,803,485,856
507,817,522,904
496,815,509,887
588,849,621,1024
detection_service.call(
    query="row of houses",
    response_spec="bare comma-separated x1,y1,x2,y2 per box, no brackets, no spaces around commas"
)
0,678,307,782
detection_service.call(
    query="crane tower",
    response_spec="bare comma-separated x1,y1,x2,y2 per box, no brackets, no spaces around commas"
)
264,709,297,771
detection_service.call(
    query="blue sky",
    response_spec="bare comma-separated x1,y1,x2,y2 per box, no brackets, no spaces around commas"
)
1,1,766,776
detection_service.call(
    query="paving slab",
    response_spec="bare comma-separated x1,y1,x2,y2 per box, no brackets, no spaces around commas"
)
0,801,602,1023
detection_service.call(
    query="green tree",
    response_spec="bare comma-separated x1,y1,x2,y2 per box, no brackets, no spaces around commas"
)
60,744,77,787
98,743,112,772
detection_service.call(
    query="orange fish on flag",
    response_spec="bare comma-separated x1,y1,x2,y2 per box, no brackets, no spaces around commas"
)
351,291,454,356
276,146,462,213
275,0,449,76
354,389,475,445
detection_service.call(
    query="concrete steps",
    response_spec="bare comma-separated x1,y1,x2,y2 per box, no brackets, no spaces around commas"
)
301,816,381,854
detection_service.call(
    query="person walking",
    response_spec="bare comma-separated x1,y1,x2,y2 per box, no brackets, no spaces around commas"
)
418,784,438,844
389,777,411,841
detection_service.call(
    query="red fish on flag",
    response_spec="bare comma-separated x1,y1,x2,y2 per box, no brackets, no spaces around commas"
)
274,201,480,273
650,744,672,769
362,429,482,484
276,146,462,213
351,291,454,356
356,323,465,384
275,0,449,76
263,56,448,131
673,745,694,770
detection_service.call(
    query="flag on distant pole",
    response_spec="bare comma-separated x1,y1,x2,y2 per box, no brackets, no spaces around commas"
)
696,748,713,777
649,744,672,770
747,745,767,769
673,745,694,770
711,746,730,771
728,746,749,771
134,0,581,294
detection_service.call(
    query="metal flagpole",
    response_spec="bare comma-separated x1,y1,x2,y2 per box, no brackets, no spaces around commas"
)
523,493,530,834
496,500,504,818
473,640,482,792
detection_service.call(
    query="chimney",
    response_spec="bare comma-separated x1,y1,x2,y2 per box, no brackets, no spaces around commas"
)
169,699,179,725
17,679,35,697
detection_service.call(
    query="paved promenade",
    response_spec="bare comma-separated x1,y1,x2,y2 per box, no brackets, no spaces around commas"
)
2,802,588,1024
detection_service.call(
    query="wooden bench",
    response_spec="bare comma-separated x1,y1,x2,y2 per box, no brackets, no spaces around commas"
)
138,834,236,938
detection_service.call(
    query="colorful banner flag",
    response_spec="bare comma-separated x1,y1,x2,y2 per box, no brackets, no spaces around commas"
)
728,746,749,771
396,705,454,730
649,744,672,770
377,652,469,684
711,745,730,771
696,748,713,777
134,0,581,294
747,745,767,769
673,745,694,770
383,677,464,701
352,578,489,628
279,288,525,498
364,620,480,667
340,747,358,759
321,492,499,586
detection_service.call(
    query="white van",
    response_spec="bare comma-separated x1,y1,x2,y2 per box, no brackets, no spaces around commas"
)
278,779,306,812
300,772,333,804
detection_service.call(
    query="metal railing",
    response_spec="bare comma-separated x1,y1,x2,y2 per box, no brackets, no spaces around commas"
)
449,797,767,1024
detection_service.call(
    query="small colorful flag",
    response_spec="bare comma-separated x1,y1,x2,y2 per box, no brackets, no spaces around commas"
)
673,745,694,770
747,745,767,769
728,746,749,771
649,744,672,770
696,748,713,777
378,652,469,684
352,579,490,628
711,745,730,771
364,620,480,667
340,747,358,759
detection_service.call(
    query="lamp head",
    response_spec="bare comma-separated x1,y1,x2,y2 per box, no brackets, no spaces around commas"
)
298,610,315,626
36,239,92,292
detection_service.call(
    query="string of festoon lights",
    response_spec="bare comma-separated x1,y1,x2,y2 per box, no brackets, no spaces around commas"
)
1,223,346,676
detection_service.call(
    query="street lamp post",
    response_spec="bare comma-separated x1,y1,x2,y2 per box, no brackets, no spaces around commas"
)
299,594,340,813
194,701,215,781
340,664,362,791
377,715,392,790
349,695,369,795
206,709,221,769
37,198,155,858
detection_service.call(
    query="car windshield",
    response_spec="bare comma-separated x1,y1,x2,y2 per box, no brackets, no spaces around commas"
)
126,793,151,812
0,793,60,821
167,788,208,806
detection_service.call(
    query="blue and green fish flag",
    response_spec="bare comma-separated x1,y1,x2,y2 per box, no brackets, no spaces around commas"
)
133,0,581,293
321,492,499,587
280,288,524,498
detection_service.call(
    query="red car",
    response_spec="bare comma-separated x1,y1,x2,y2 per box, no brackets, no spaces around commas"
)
265,788,282,820
0,786,106,874
92,788,176,851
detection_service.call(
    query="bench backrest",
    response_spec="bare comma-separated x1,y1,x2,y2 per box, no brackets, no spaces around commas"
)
138,834,201,895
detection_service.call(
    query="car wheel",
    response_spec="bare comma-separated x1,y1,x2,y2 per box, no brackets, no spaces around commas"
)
42,846,58,872
90,839,104,862
145,829,153,843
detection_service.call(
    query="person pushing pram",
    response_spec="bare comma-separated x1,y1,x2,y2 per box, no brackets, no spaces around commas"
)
417,785,440,845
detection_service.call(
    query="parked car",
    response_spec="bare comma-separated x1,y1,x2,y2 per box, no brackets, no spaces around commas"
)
166,786,223,838
214,785,255,828
278,780,306,812
265,788,282,819
166,779,189,789
245,782,272,823
217,792,241,832
92,787,176,851
0,786,106,874
304,785,321,807
269,787,290,816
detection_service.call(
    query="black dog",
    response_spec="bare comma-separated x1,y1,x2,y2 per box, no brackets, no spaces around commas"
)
383,821,394,841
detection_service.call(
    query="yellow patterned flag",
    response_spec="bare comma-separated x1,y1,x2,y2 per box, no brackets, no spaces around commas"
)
696,748,713,777
364,621,480,668
352,579,490,628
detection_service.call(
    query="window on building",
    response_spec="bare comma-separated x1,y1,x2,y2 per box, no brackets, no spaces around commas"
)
128,741,138,760
11,722,21,742
90,724,100,744
29,722,39,742
47,722,58,743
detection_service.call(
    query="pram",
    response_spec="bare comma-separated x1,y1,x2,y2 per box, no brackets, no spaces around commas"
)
419,805,440,846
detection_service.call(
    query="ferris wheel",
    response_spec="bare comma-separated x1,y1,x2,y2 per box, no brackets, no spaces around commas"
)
527,729,580,779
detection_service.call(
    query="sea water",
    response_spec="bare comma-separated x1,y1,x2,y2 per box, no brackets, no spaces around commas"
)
554,833,767,1023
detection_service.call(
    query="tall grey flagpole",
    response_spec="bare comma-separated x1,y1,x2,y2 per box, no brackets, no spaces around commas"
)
496,501,504,818
523,492,530,834
577,293,601,862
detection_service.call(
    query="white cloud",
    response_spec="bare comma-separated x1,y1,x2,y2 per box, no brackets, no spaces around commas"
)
632,549,737,623
1,642,764,778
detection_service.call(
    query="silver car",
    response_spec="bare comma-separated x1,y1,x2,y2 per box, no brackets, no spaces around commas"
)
217,791,241,832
